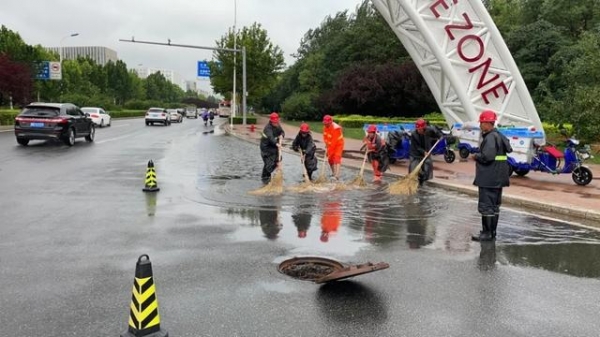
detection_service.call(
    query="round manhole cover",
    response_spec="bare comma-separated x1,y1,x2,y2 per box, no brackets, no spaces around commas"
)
278,257,345,282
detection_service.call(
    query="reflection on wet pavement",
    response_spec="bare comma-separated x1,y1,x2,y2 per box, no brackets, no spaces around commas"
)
171,134,600,279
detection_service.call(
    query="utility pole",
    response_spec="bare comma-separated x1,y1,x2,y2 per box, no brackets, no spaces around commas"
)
119,38,248,125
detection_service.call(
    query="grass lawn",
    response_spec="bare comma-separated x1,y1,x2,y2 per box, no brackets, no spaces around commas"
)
285,120,365,140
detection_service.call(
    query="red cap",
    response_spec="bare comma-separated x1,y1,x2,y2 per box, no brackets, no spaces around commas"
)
300,123,310,133
323,115,333,125
479,110,497,123
367,124,377,133
269,112,280,123
320,232,329,242
415,119,427,129
298,230,307,238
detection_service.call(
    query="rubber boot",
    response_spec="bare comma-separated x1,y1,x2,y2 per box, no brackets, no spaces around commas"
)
491,213,499,238
472,216,494,242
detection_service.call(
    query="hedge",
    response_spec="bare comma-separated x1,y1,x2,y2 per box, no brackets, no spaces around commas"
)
230,116,257,125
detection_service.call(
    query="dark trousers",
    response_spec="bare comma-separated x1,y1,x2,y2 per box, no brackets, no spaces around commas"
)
261,152,278,180
478,187,503,216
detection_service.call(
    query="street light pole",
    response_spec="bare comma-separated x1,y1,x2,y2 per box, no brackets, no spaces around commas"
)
231,0,237,128
60,33,79,63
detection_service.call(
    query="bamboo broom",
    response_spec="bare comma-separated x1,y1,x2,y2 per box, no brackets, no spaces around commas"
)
249,137,284,196
389,137,444,195
348,150,369,188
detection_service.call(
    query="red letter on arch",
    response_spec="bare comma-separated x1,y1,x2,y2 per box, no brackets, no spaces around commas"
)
445,13,473,40
430,0,458,18
469,57,500,90
457,35,485,63
482,82,509,104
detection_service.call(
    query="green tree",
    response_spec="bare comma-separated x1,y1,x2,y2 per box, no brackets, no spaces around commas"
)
210,22,285,108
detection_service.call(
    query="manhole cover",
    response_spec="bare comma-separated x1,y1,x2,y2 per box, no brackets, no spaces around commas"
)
278,257,345,282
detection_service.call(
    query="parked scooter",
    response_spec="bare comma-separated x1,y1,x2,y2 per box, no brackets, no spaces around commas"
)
507,130,594,185
386,126,456,164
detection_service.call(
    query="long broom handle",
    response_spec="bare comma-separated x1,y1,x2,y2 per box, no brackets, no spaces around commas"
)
299,149,311,183
412,136,445,171
358,150,369,176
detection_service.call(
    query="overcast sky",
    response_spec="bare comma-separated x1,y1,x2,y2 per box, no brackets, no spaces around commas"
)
0,0,362,94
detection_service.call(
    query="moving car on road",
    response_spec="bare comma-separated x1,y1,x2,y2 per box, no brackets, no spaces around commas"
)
14,102,95,146
168,109,183,123
145,107,171,126
81,107,111,127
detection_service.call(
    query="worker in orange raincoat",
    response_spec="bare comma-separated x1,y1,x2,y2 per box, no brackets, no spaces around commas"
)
320,201,342,243
363,124,389,182
322,115,345,181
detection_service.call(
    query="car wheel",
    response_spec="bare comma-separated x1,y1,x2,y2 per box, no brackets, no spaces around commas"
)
100,120,104,128
146,122,150,126
107,118,111,127
17,138,29,146
63,128,75,146
85,125,95,142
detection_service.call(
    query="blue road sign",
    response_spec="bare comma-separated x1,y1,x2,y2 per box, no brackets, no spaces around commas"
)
36,61,50,80
197,61,210,78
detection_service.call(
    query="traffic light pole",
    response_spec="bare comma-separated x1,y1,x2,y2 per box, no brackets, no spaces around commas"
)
119,38,248,125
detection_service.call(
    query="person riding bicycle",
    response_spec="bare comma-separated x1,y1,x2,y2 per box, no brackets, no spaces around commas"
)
208,110,215,125
201,110,209,126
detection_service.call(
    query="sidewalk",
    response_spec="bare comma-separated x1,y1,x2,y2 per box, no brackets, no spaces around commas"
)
227,116,600,223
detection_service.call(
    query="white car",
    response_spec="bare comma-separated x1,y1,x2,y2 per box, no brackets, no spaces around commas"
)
167,109,183,123
81,107,111,127
145,107,171,126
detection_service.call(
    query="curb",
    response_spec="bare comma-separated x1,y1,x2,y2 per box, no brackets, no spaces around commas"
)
225,124,600,223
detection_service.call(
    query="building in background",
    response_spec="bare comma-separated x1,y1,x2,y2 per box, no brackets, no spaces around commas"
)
134,67,185,91
46,46,118,65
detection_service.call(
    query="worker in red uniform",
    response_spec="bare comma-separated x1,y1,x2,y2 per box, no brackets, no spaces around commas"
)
322,115,345,181
363,124,389,182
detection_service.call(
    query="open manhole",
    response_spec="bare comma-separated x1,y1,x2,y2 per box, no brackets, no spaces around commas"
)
278,257,345,282
278,257,389,284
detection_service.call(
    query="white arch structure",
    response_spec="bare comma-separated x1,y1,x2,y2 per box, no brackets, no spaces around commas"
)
371,0,544,137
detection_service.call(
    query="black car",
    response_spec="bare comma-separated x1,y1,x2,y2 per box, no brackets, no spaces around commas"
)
14,103,95,146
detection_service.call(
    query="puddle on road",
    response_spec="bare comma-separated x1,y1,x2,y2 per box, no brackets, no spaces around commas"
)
162,133,600,279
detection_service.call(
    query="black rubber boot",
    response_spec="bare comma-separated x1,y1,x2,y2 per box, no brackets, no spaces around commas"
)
472,216,494,242
491,213,499,238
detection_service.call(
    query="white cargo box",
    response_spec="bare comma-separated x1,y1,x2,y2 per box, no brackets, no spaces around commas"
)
499,128,545,163
453,122,481,148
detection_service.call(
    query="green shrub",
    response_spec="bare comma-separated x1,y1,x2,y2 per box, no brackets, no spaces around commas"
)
231,116,257,125
281,92,319,120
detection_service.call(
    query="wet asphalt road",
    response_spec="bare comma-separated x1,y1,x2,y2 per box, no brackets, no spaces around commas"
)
1,118,600,337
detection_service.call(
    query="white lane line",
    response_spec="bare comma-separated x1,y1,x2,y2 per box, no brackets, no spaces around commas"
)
95,134,135,144
106,124,130,128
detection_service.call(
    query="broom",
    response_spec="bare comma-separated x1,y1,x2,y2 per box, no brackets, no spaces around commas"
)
348,150,369,188
249,137,284,196
314,147,330,184
288,149,317,193
389,137,444,195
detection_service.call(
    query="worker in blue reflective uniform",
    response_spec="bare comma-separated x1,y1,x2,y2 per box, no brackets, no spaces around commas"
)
471,110,513,241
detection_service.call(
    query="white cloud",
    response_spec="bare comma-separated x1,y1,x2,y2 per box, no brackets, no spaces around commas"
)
0,0,362,93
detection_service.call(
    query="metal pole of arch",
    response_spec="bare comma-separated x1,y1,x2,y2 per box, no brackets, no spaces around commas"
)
118,38,248,125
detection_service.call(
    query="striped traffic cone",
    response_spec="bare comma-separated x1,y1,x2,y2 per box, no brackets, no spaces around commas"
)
121,254,168,337
143,160,160,192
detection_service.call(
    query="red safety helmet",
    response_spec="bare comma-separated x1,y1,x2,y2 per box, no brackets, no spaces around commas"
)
269,112,280,123
415,119,427,129
323,115,333,125
298,230,307,238
479,110,497,123
300,123,310,133
367,124,377,133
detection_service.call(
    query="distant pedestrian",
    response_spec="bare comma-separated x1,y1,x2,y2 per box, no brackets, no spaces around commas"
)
259,112,285,183
208,110,215,125
201,110,209,126
471,110,513,241
292,123,318,181
322,115,345,181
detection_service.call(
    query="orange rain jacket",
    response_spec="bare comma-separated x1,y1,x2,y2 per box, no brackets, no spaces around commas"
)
323,122,344,164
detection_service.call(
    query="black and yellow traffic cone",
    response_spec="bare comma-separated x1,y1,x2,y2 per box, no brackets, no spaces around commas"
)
143,160,160,192
121,254,168,337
